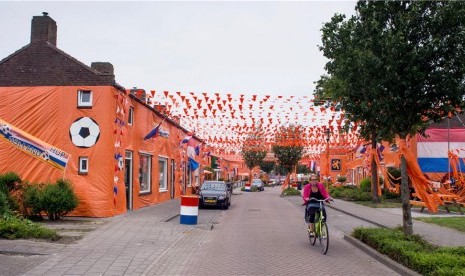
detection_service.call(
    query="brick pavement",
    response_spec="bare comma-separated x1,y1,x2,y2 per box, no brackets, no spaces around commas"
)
1,186,464,275
181,187,398,275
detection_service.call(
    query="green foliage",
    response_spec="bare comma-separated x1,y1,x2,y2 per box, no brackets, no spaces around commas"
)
0,172,22,213
353,227,465,275
318,1,465,141
259,161,275,174
272,145,304,172
241,150,267,171
40,179,79,220
23,184,44,218
359,178,371,192
337,175,347,182
0,191,11,216
0,172,22,193
329,186,371,201
0,215,59,240
281,187,301,196
297,164,310,174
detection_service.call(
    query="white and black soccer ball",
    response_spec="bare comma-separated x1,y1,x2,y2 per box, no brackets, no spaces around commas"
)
117,156,124,171
41,151,50,161
69,117,100,148
1,124,11,136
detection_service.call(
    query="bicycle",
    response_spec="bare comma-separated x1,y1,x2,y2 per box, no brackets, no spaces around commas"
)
305,197,332,255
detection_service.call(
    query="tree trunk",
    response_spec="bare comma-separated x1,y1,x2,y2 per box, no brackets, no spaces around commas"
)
371,138,380,203
400,155,413,235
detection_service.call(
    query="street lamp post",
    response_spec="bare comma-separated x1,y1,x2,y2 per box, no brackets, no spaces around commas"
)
324,128,331,182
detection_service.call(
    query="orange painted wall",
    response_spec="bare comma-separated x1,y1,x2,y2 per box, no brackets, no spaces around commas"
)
0,86,198,217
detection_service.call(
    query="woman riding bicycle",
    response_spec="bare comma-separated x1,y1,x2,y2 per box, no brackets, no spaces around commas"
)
302,175,331,236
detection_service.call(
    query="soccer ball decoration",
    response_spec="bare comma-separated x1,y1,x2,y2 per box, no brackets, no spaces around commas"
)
117,156,124,171
69,117,100,148
1,123,11,137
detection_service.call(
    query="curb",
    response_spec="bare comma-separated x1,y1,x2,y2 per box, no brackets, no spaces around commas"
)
326,204,388,228
344,235,421,276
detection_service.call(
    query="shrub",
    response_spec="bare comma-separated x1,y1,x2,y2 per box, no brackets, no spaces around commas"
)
359,178,371,192
352,227,465,275
0,191,11,216
0,172,22,213
0,215,59,240
40,179,78,220
0,172,22,193
281,187,301,196
22,183,44,219
382,189,401,200
337,176,347,182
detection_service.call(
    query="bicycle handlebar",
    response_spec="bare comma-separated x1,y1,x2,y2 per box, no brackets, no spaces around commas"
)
306,197,333,202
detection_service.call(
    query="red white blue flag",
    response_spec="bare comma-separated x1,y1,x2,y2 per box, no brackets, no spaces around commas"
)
417,128,465,172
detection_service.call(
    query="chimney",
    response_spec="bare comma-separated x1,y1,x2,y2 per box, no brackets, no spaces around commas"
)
91,62,114,75
31,12,57,46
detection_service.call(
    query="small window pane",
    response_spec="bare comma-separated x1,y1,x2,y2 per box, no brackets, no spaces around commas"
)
78,90,92,107
128,107,134,126
79,157,88,174
159,157,167,190
139,154,151,193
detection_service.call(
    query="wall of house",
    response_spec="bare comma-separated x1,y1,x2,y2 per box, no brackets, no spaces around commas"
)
0,86,122,217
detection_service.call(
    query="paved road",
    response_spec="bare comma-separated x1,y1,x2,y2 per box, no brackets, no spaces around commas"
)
0,186,399,275
179,187,398,275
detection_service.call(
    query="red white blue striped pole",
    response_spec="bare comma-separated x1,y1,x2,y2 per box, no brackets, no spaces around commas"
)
180,195,199,225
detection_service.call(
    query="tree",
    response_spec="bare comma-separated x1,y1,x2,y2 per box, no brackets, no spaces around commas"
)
272,126,305,188
241,129,267,180
259,161,275,184
297,164,311,174
318,1,465,235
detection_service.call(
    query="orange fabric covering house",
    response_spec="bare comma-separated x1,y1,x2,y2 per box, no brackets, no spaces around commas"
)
0,13,203,217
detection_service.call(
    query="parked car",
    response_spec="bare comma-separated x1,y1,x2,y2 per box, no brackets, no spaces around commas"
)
251,179,265,191
199,181,231,209
268,179,277,187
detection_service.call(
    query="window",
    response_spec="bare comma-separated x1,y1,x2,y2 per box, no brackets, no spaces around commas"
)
78,157,88,174
159,157,168,191
77,90,93,108
128,107,134,126
139,154,152,194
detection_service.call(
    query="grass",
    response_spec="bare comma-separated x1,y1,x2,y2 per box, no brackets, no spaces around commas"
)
415,217,465,233
354,199,402,208
0,216,60,241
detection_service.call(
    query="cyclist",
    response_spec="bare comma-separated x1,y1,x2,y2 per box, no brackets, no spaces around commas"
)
303,175,331,236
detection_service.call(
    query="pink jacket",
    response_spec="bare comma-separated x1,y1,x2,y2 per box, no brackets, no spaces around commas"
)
302,182,330,204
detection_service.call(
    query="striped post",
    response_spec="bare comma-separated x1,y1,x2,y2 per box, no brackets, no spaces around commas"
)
180,195,199,225
245,182,251,192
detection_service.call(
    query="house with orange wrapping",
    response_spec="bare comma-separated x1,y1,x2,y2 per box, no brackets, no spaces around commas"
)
327,114,465,189
0,13,204,217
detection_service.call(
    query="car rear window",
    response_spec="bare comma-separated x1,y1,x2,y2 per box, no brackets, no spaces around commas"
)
201,182,226,190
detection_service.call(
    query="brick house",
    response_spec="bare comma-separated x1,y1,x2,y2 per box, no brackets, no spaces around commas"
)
0,13,203,217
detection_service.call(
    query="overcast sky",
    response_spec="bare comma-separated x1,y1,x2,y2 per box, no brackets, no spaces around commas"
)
0,1,356,98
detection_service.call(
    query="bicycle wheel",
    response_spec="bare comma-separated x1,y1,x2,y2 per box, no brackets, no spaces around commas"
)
306,212,317,245
309,213,318,246
319,222,329,254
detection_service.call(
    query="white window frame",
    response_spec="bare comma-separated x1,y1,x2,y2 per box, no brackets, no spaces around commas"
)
139,153,152,194
78,90,93,107
78,156,89,174
159,156,168,191
128,107,134,126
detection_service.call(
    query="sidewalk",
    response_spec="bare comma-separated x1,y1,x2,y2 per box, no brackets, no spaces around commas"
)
329,199,465,247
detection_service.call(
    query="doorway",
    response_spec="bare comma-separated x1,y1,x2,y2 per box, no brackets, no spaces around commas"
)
124,150,133,210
